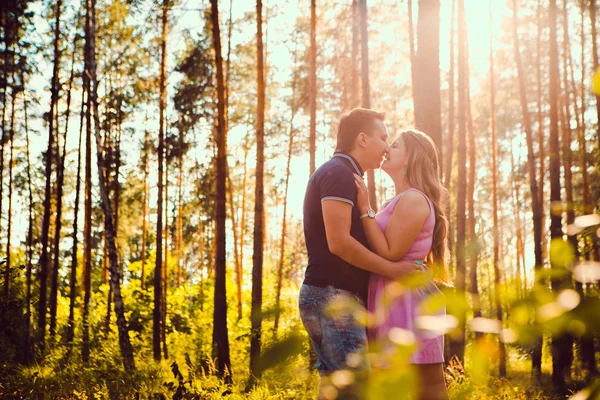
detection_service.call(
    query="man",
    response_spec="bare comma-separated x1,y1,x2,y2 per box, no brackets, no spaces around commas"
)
300,108,419,399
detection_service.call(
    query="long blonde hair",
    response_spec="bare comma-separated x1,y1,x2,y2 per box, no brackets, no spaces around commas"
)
400,129,452,285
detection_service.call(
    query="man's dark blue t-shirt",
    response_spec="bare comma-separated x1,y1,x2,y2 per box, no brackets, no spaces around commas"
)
302,153,370,302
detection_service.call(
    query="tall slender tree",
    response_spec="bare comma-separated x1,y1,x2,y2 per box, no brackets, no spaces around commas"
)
248,0,266,387
413,0,442,162
88,0,135,371
274,55,298,337
50,43,76,338
590,0,600,150
359,0,377,210
210,0,232,381
535,0,547,265
444,0,456,188
489,1,506,376
511,0,544,378
67,79,85,358
38,0,63,353
141,128,149,290
549,0,572,391
309,0,316,176
449,0,467,365
351,0,359,109
82,0,93,363
154,0,168,362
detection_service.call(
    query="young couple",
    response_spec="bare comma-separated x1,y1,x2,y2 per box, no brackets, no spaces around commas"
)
300,108,450,400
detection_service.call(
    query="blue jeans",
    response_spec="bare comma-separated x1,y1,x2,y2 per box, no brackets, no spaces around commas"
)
299,284,370,379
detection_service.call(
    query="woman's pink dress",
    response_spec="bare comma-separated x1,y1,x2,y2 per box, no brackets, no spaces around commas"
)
367,188,445,364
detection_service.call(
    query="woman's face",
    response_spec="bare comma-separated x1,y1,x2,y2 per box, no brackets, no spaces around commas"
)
382,136,408,174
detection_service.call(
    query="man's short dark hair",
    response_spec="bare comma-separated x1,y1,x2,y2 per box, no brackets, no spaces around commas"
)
335,108,386,153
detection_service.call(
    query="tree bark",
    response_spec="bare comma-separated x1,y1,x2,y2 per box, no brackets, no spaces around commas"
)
449,0,467,365
248,0,266,388
50,45,75,338
141,128,149,290
210,0,232,382
154,0,168,362
5,77,15,298
548,0,572,391
351,0,359,109
274,87,297,339
38,0,63,354
309,0,316,176
227,167,242,321
590,0,600,150
444,0,456,188
511,0,544,379
510,150,524,299
162,157,169,359
359,0,377,211
489,2,506,376
82,0,93,363
88,0,135,370
408,0,416,107
67,80,85,358
413,0,442,163
535,0,547,266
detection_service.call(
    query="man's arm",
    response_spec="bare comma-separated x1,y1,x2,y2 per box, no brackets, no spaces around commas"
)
322,200,417,280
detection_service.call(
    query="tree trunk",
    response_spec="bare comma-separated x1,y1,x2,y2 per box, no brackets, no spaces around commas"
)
0,6,9,286
466,48,480,338
359,0,377,211
590,0,600,151
444,0,456,188
227,168,242,321
154,0,168,362
351,0,359,109
548,0,572,391
162,157,169,359
22,85,33,364
141,128,149,290
413,0,442,163
50,47,75,338
88,0,135,370
408,0,416,106
241,147,248,267
248,0,266,387
563,0,597,377
309,0,316,176
511,0,544,379
82,0,93,363
176,139,183,288
274,92,297,339
67,81,85,358
38,0,63,354
210,0,232,382
448,0,467,365
510,150,524,299
5,81,15,299
535,0,547,267
489,2,506,375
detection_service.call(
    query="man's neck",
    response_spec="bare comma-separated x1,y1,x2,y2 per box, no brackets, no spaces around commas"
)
345,150,368,173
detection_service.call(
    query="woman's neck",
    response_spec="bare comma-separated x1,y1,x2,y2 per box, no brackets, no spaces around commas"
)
391,173,411,196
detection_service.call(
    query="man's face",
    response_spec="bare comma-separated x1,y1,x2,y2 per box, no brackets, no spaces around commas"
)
362,120,389,170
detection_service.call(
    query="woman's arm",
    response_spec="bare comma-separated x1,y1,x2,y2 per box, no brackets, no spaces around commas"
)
354,175,430,261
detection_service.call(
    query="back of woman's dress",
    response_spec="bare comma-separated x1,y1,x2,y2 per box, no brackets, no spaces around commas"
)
367,188,445,364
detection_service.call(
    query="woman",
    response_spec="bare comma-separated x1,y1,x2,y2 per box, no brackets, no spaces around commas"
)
354,129,451,400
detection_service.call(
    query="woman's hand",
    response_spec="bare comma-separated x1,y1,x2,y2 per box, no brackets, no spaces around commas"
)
353,174,370,214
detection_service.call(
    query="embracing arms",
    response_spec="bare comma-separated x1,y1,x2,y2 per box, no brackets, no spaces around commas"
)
321,200,419,280
353,175,429,262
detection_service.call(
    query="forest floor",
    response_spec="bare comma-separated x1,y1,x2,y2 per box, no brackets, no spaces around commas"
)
0,345,594,399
